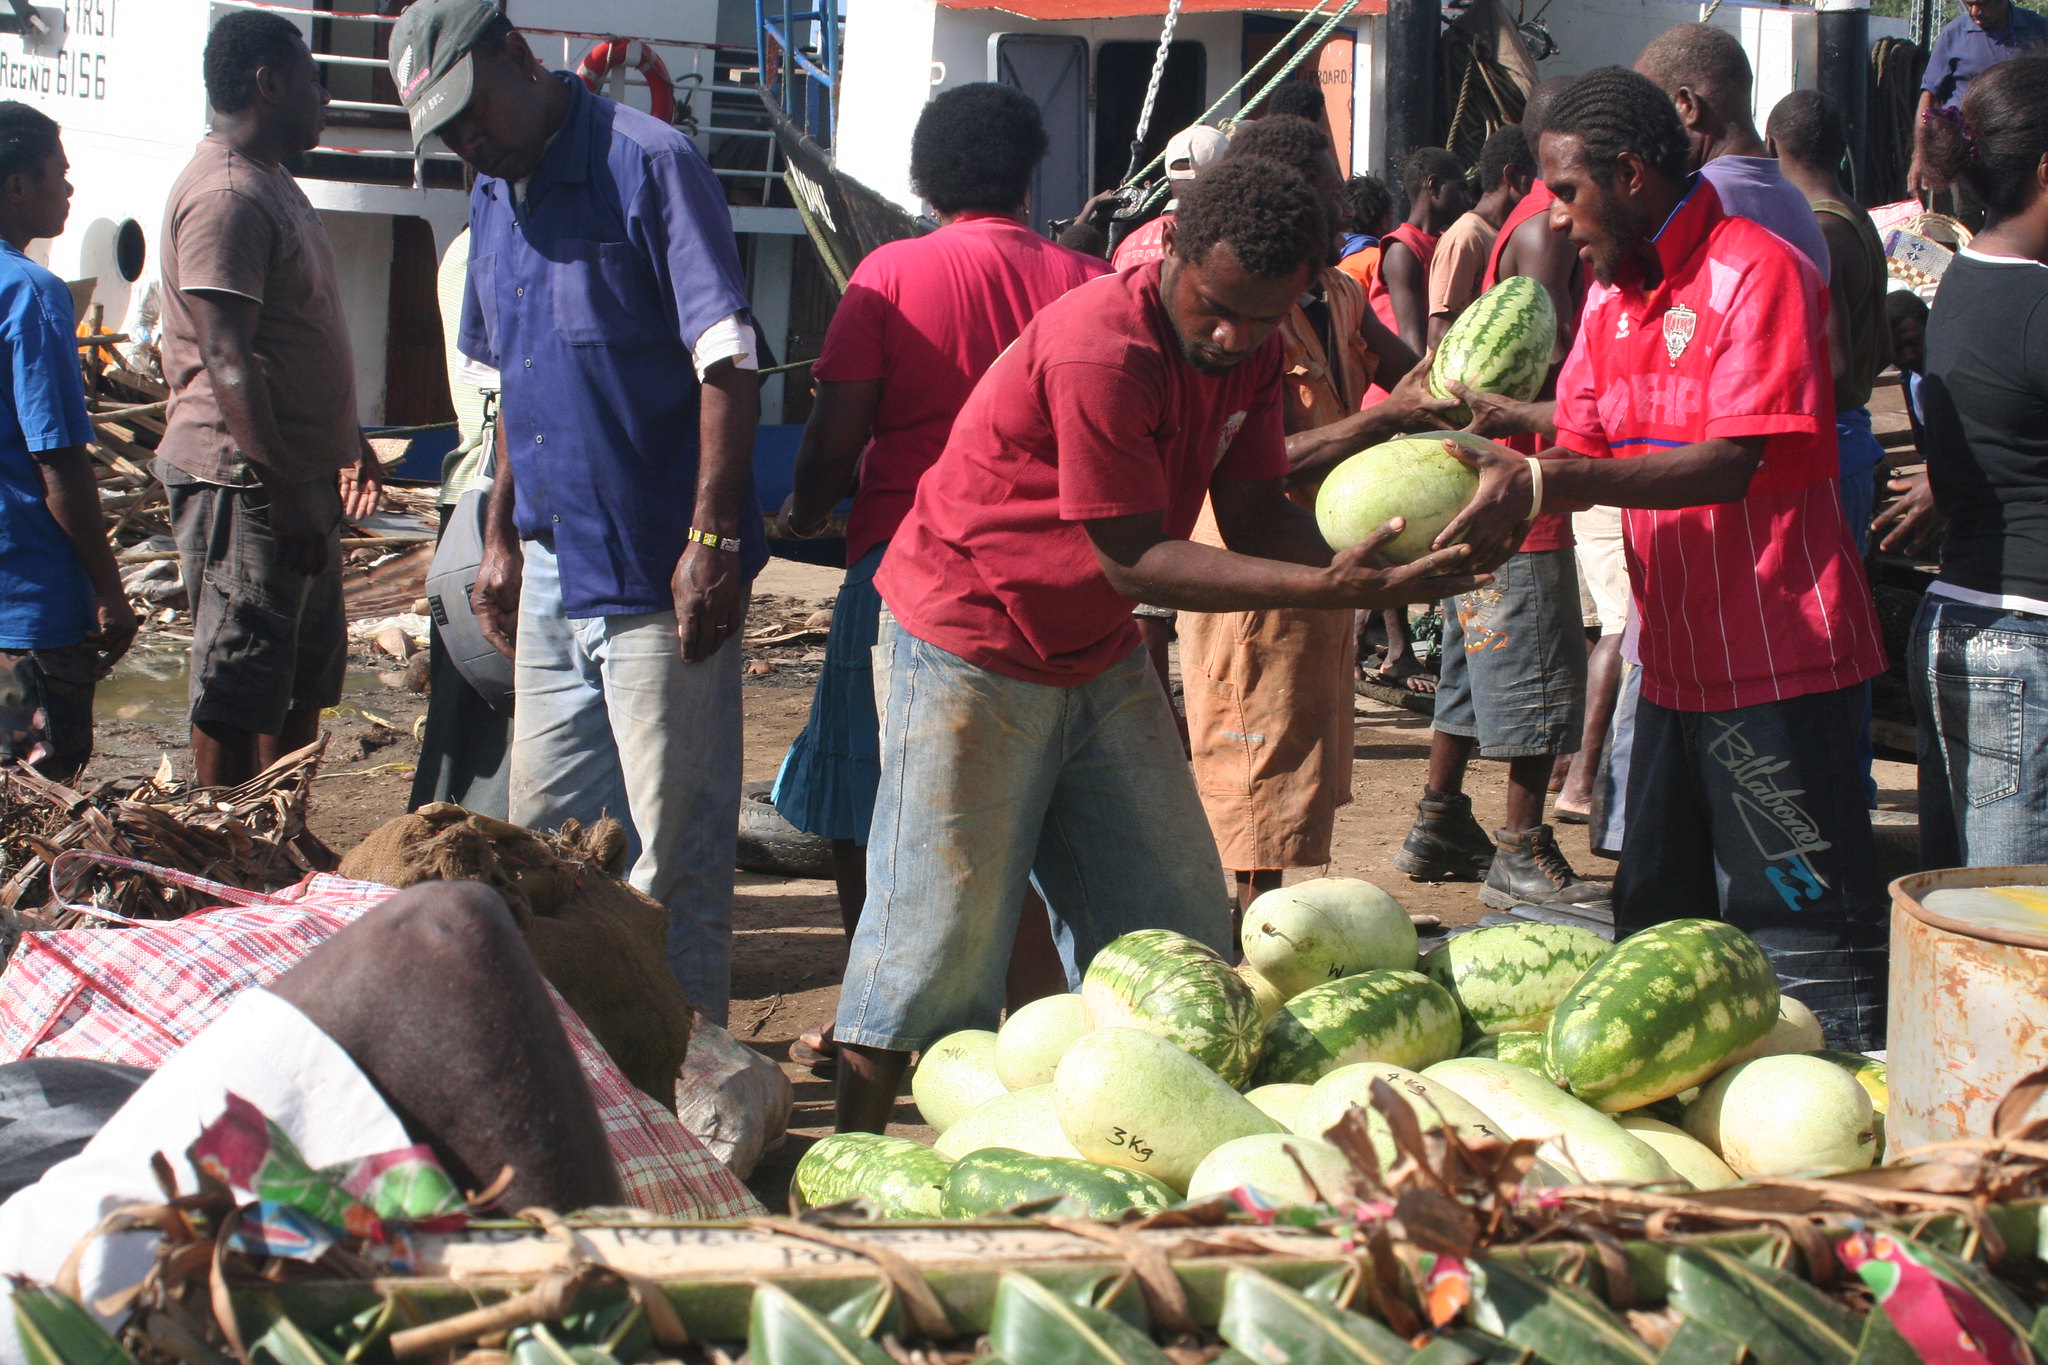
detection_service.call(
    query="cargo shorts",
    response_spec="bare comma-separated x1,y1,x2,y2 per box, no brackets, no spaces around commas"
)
1433,547,1586,759
163,466,347,735
0,644,99,782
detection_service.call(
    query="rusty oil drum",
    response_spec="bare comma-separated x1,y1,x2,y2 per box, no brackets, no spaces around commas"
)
1888,866,2048,1156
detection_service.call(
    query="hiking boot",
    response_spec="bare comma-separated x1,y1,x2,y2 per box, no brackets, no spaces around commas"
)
1393,791,1496,881
1479,825,1613,911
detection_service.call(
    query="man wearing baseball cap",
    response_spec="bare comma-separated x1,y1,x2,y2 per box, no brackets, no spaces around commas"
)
1110,123,1230,270
389,0,763,1024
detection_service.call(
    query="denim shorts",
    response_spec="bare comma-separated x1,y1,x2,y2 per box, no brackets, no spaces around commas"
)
835,618,1232,1052
1911,593,2048,869
771,542,885,842
1433,547,1586,758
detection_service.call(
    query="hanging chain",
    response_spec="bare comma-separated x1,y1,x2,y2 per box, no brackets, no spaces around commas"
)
1133,0,1186,149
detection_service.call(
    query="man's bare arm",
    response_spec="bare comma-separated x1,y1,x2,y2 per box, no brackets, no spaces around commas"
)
674,359,759,663
36,445,137,673
471,417,521,660
1497,210,1581,368
1085,496,1485,614
1381,241,1429,353
1287,352,1461,485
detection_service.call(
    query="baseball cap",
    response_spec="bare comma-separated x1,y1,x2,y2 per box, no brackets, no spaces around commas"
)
389,0,503,146
1163,125,1230,181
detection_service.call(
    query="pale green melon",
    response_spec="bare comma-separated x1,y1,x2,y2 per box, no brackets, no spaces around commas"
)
1184,1133,1355,1207
1244,1083,1314,1131
1314,432,1496,562
911,1030,1006,1135
1054,1028,1282,1192
935,1083,1083,1162
1292,1062,1505,1170
1240,878,1417,1000
995,993,1092,1091
1616,1115,1737,1191
1684,1054,1879,1179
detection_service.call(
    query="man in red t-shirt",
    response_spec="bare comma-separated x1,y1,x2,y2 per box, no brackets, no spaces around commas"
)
1441,68,1889,1050
831,158,1491,1131
772,82,1108,1068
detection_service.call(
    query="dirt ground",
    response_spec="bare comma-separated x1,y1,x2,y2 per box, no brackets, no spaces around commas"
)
85,555,1919,1211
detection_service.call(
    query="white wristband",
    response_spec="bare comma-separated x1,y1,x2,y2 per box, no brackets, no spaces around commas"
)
1524,456,1546,527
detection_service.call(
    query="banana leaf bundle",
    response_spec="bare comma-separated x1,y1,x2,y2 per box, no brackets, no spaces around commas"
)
18,1077,2048,1365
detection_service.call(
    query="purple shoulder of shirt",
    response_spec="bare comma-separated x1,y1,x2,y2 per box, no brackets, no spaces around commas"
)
1699,158,1832,277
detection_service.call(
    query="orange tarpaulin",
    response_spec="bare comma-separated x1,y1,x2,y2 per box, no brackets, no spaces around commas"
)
938,0,1384,16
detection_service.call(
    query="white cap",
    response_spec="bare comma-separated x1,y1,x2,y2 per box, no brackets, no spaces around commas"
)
1163,125,1230,181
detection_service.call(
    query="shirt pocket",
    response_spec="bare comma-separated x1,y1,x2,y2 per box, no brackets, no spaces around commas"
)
552,239,669,347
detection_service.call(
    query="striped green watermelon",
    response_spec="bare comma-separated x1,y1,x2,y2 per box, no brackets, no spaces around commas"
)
1082,929,1264,1087
791,1132,952,1219
1461,1029,1546,1071
1422,922,1612,1036
940,1147,1177,1219
1428,274,1557,425
1254,969,1462,1085
1543,919,1779,1113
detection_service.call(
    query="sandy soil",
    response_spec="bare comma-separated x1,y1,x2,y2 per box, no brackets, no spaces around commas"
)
83,555,1919,1212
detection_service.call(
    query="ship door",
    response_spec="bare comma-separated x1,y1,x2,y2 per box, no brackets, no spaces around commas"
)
991,34,1089,236
1093,41,1206,193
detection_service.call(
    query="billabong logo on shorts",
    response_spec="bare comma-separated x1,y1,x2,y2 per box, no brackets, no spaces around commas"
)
1215,410,1247,467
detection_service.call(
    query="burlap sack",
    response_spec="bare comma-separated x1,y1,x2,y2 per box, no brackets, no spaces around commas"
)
337,804,691,1107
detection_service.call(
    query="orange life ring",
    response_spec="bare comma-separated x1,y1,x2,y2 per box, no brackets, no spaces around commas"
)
576,39,676,124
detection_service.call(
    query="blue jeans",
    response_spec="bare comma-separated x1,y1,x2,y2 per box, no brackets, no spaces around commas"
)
772,542,885,841
1911,594,2048,869
1434,548,1586,758
508,539,744,1023
836,619,1233,1052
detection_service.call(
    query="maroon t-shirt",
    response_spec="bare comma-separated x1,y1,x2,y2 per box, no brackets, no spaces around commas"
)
877,262,1288,685
812,214,1107,563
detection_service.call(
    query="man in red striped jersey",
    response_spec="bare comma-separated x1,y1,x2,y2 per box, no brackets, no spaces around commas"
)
1440,67,1888,1051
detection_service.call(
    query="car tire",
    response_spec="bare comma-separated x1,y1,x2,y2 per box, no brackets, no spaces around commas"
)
736,779,836,879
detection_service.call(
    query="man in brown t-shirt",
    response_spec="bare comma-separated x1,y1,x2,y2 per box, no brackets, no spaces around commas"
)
157,11,381,787
1425,125,1535,347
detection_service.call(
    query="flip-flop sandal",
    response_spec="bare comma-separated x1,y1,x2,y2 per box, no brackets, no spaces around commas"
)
1552,803,1592,825
789,1036,838,1074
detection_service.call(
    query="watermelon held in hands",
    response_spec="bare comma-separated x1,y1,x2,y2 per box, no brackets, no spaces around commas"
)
1428,274,1558,426
1314,432,1494,563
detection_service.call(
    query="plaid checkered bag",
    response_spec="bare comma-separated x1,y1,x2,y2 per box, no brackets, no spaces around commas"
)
0,866,761,1221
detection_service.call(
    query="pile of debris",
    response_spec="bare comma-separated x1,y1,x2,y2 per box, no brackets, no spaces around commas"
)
0,740,334,932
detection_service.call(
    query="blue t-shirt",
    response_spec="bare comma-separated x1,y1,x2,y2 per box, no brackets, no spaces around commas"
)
0,240,95,650
1923,4,2048,107
458,75,763,619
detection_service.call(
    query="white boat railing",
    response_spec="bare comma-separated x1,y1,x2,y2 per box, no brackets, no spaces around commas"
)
209,1,782,191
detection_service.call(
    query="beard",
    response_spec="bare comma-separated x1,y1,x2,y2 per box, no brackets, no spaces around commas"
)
1178,337,1244,375
1585,191,1642,286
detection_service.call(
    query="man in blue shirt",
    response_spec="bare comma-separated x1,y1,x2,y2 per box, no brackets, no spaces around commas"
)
1912,0,2048,201
0,103,136,782
391,0,761,1023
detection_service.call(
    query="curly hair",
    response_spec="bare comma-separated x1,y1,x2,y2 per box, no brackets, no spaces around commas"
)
1227,113,1335,184
1402,147,1465,200
1261,81,1325,121
1923,54,2048,219
1174,155,1326,279
1542,65,1690,186
0,103,60,185
1478,124,1535,193
1345,173,1394,236
204,10,308,114
909,83,1047,215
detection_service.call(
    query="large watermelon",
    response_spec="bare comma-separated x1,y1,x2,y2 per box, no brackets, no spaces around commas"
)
1543,919,1779,1113
1314,432,1490,563
1684,1054,1879,1178
1082,929,1264,1087
1053,1028,1282,1191
1255,969,1462,1085
1421,922,1612,1036
1428,274,1557,426
1239,877,1417,1000
791,1133,952,1219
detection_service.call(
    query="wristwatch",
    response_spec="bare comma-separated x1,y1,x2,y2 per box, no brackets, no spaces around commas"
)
688,527,741,553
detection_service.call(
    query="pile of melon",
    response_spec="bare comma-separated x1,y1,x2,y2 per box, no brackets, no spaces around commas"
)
794,878,1887,1220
